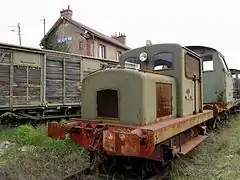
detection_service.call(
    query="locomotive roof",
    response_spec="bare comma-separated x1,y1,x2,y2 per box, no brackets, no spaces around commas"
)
230,68,240,74
185,45,231,71
185,45,217,52
185,45,225,57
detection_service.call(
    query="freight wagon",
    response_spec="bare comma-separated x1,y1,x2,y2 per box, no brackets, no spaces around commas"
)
0,42,119,123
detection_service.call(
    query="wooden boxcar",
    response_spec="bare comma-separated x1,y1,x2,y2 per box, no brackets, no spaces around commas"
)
0,42,119,122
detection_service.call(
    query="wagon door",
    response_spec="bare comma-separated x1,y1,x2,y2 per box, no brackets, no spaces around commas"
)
0,49,11,108
12,51,42,107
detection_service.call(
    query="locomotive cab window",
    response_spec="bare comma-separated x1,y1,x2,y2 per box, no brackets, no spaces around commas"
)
202,55,214,72
97,89,119,119
124,57,140,69
153,53,173,70
218,54,229,72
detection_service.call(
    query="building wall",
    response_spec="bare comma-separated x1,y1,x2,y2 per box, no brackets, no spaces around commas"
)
55,20,125,61
56,20,87,55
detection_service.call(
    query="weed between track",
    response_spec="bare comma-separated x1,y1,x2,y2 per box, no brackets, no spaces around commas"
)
0,124,89,180
171,118,240,180
0,118,240,180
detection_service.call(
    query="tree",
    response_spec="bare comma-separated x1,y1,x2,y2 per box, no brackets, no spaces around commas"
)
40,31,70,53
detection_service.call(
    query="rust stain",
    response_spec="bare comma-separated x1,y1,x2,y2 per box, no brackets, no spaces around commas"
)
156,83,172,118
185,53,200,79
144,110,213,144
203,101,235,116
103,128,141,156
47,121,79,140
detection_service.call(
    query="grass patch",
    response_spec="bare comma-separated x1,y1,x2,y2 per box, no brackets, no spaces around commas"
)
0,124,88,180
171,118,240,180
1,117,240,180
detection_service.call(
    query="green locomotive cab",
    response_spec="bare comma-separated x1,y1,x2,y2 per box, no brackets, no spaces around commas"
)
120,43,203,117
186,46,233,104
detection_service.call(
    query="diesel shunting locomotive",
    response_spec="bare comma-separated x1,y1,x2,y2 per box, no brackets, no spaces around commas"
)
47,43,240,177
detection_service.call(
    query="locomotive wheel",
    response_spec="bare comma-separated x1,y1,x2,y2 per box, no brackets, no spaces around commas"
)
211,118,217,129
151,160,171,180
208,116,220,130
221,111,229,121
151,161,165,174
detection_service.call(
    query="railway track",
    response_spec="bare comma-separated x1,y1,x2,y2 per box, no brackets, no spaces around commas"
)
62,163,171,180
62,152,172,180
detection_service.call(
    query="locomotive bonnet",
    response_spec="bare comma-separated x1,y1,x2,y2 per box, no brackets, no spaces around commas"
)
81,68,176,125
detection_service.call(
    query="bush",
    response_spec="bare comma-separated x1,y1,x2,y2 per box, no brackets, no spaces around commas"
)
1,124,87,156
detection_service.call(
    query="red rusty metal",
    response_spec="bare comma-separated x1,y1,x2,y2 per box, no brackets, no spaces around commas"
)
47,121,79,140
47,110,213,159
68,122,155,158
178,135,207,155
141,110,213,145
185,53,200,80
156,83,172,117
89,124,107,151
203,104,218,117
203,101,235,116
103,129,141,156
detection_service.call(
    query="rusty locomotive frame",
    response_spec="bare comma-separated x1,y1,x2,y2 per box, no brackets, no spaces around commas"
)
47,43,240,177
0,42,118,123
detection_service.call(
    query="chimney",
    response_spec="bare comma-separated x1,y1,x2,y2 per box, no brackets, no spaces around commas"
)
60,5,73,19
111,32,126,45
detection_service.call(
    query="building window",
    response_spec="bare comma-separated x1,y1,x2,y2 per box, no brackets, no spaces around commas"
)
79,40,83,50
99,44,106,59
116,51,122,61
57,36,72,43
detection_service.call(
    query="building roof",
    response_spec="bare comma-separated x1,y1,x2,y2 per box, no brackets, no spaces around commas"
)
40,16,130,50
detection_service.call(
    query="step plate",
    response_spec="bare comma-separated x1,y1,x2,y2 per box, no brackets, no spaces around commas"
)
178,135,208,155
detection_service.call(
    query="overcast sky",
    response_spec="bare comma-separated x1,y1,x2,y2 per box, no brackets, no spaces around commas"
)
0,0,239,68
